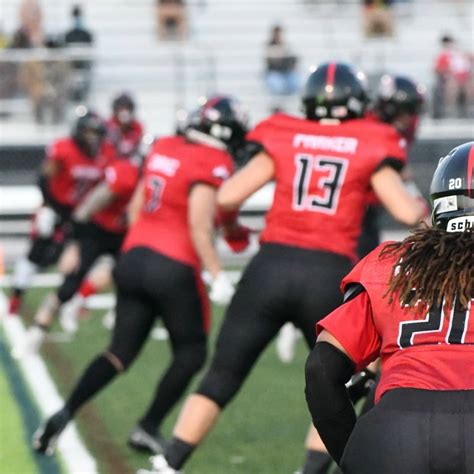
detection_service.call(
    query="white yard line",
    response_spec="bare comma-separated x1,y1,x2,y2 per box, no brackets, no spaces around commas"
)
0,292,98,474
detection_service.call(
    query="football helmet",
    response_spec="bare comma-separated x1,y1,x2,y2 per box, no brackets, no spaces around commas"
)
430,142,474,232
112,92,136,125
185,95,249,153
72,110,107,157
373,75,425,123
302,62,368,120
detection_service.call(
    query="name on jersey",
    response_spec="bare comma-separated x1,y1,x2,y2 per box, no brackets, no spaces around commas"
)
71,166,102,180
293,134,359,154
148,154,181,176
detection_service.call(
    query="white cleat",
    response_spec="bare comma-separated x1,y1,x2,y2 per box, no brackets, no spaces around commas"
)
276,322,301,363
59,296,84,334
11,325,46,359
136,454,183,474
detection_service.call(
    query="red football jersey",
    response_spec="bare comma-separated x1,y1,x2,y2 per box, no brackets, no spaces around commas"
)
105,118,143,158
46,138,109,209
91,159,140,234
247,113,407,261
317,243,474,403
123,136,233,267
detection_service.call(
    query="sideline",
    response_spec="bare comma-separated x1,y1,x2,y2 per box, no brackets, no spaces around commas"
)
0,292,98,474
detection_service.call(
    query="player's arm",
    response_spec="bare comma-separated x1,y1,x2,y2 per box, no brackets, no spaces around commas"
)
305,286,379,464
73,182,115,223
371,166,428,226
127,178,144,225
189,183,221,279
217,151,275,211
189,183,234,305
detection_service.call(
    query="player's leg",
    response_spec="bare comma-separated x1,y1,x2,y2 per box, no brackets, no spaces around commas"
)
356,205,381,260
59,255,114,334
33,248,157,454
131,257,209,453
296,252,351,474
153,248,289,471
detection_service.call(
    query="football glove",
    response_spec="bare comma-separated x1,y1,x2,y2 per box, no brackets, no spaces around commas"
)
35,207,57,238
209,272,235,305
223,224,251,253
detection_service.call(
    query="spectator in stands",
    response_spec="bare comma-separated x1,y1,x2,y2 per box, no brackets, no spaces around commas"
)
362,0,395,38
156,0,188,41
64,5,94,101
18,0,44,47
433,34,472,119
264,25,299,96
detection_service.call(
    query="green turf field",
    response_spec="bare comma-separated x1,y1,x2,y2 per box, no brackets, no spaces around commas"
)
4,287,340,474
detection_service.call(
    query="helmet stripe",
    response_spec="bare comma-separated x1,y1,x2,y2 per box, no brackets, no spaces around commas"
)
468,144,474,197
326,62,336,88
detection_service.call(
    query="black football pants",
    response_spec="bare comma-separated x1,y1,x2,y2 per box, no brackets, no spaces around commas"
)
197,243,351,408
340,388,474,474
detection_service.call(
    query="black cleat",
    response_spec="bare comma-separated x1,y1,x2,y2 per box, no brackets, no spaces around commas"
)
32,409,71,455
128,425,168,454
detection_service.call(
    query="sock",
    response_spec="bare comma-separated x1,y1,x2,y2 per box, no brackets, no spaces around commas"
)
12,288,24,299
65,354,119,416
302,449,333,474
78,280,97,299
165,437,196,470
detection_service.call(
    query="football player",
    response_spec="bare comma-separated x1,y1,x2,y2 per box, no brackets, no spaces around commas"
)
106,92,144,159
7,111,108,316
136,62,428,474
357,74,426,258
13,144,141,357
32,96,250,456
305,142,474,473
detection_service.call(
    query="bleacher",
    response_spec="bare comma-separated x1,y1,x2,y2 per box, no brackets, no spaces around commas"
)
0,0,472,137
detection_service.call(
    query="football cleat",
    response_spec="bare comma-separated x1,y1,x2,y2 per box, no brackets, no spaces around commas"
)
32,409,71,456
59,295,84,334
136,454,183,474
11,325,46,359
128,425,167,454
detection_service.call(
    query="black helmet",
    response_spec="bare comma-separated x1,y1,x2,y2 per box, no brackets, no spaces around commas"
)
302,62,368,120
374,75,425,123
112,93,135,113
186,95,249,152
72,110,107,157
430,142,474,232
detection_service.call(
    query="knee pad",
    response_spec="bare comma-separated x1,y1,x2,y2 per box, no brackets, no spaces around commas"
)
196,362,244,408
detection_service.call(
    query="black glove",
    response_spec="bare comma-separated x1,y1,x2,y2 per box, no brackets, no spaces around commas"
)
346,369,377,404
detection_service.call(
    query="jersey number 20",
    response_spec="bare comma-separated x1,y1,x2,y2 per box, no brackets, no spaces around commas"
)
293,154,348,214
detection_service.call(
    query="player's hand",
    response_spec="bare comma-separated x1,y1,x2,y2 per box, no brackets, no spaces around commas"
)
223,224,251,253
35,207,57,238
209,272,235,306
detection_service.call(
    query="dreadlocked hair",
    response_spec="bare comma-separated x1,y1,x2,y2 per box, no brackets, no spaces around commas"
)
381,226,474,311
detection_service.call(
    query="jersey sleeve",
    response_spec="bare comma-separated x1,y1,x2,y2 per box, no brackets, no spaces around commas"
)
317,291,381,371
45,140,66,166
246,116,275,151
375,127,408,172
191,151,233,188
104,161,139,196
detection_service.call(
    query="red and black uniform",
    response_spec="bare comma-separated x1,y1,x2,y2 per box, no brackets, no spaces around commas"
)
316,244,474,473
56,158,140,303
29,138,109,267
105,118,143,159
357,111,410,259
106,135,233,433
195,112,406,409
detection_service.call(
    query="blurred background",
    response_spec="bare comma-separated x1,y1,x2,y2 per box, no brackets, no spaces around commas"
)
0,0,473,265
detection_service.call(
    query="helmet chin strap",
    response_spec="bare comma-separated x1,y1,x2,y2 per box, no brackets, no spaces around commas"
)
185,128,227,151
